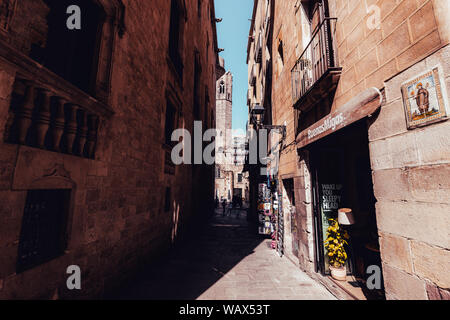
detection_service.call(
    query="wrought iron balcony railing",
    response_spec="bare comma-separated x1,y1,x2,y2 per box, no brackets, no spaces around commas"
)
255,32,262,63
291,18,341,109
249,63,256,86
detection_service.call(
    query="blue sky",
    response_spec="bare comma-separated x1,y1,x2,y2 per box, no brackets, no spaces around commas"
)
215,0,253,132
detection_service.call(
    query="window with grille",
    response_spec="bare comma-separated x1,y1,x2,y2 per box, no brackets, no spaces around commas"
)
17,189,71,273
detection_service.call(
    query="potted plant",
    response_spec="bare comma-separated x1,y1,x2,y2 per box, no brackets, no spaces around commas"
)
324,218,350,281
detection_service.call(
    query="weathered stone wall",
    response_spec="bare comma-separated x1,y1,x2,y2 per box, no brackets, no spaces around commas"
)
293,155,316,274
0,0,218,299
368,45,450,300
216,71,233,151
331,0,449,109
271,0,302,180
4,0,49,55
267,0,450,300
271,0,314,272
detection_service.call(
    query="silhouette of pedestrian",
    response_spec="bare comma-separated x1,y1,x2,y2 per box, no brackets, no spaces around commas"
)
222,199,227,216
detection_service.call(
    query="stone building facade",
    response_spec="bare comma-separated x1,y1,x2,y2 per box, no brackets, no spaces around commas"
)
0,0,219,299
215,63,249,203
248,0,450,300
245,0,275,223
216,61,233,152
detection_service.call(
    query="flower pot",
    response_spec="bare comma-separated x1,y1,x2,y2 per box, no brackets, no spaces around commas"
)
330,265,347,281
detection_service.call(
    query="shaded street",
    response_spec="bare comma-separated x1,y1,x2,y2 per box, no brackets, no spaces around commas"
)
109,208,336,300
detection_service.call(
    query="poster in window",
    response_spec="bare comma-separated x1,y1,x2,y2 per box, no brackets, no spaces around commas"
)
320,183,343,274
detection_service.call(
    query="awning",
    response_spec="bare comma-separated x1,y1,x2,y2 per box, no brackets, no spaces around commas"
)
296,87,383,149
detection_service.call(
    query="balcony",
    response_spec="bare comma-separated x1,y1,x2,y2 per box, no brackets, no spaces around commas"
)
249,64,256,86
255,33,262,63
264,16,271,39
291,18,342,111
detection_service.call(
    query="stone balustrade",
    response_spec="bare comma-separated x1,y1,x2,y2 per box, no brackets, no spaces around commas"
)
5,78,100,159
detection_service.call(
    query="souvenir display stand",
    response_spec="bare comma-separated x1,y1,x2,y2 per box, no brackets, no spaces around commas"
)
257,183,273,235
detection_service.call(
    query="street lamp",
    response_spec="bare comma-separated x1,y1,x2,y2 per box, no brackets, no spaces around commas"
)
250,103,265,126
250,103,287,139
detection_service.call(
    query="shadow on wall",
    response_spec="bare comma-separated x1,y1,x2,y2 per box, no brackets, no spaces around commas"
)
104,210,264,300
171,200,180,243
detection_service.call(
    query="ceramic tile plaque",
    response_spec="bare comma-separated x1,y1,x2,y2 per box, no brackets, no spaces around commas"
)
401,66,449,129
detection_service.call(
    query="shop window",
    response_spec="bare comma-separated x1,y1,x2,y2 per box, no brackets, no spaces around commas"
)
309,121,384,299
168,0,185,78
17,189,71,273
29,0,104,95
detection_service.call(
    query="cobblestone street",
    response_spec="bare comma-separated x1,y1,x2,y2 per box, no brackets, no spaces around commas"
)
110,209,337,300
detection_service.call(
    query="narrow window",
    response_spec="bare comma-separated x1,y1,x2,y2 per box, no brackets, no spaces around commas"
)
165,100,176,145
17,189,71,272
277,39,284,70
169,0,183,76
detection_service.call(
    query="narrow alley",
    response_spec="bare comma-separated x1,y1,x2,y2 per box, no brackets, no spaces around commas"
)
0,0,448,304
108,208,336,300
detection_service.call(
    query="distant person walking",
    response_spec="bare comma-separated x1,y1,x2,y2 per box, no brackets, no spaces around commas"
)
222,199,227,216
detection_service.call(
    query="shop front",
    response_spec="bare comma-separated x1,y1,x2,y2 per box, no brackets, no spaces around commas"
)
256,174,284,257
296,88,385,299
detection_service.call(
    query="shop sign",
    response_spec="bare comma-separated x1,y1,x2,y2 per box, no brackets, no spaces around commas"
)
297,88,382,149
307,113,345,140
401,66,449,129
